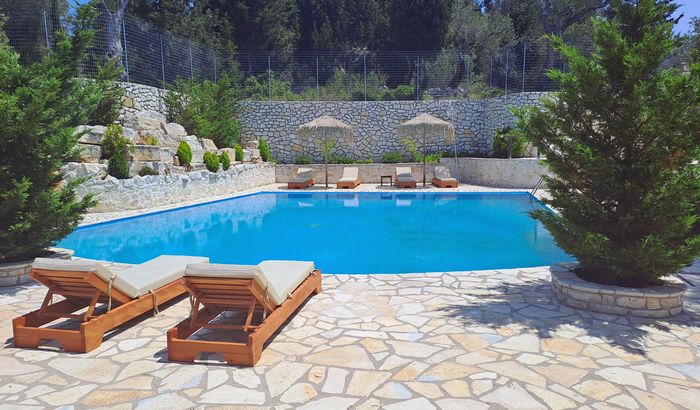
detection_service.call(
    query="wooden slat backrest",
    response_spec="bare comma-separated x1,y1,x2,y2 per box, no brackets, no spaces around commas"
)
29,269,132,304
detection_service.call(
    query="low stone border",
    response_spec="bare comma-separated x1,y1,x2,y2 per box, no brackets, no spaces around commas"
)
0,248,73,287
550,264,686,318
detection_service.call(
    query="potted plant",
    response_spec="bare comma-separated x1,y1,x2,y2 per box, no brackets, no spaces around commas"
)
516,0,699,316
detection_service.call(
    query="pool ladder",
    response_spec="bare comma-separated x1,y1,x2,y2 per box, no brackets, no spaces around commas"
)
530,177,545,201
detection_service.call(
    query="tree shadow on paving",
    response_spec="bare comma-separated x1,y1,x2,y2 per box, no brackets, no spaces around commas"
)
437,276,699,357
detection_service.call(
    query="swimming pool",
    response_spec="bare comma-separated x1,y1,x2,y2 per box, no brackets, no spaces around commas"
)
59,192,573,274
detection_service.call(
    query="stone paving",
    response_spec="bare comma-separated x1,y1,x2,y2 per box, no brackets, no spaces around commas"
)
1,266,699,409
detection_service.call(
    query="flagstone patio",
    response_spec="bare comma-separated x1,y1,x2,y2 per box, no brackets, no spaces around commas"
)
1,265,699,409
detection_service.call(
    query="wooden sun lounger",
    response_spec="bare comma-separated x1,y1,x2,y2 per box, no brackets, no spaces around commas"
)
287,167,316,189
396,166,417,188
432,166,459,188
167,261,321,366
12,255,207,353
337,167,362,189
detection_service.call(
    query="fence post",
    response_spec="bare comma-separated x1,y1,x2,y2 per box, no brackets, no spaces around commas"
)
316,57,319,101
363,53,367,101
159,35,165,84
465,54,469,100
267,55,272,101
504,49,509,96
43,10,51,54
416,56,420,100
521,42,527,93
122,18,129,82
213,55,217,82
488,55,492,90
188,45,194,79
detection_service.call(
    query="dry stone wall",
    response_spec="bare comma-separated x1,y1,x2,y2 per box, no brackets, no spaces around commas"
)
75,163,274,213
116,83,549,164
239,93,549,163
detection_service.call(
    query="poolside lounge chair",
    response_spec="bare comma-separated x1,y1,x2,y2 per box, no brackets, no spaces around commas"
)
396,166,417,188
336,167,362,189
167,261,321,366
12,255,208,353
287,168,315,189
432,166,459,188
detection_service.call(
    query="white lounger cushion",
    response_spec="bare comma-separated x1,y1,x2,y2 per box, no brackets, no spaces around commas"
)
292,168,314,182
434,166,455,180
396,167,415,182
32,255,209,299
338,167,359,182
185,260,315,306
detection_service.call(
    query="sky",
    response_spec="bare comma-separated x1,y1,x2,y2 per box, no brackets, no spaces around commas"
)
674,1,700,33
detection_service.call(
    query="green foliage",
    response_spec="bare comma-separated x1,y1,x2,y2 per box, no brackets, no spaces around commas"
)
328,154,354,164
356,158,374,164
87,57,124,125
0,10,100,261
220,151,231,170
258,138,270,162
176,141,192,166
515,0,700,287
294,154,313,165
381,152,403,163
165,73,242,148
101,124,131,159
141,134,159,146
108,154,130,179
240,75,299,101
101,125,132,179
401,137,421,162
234,144,244,161
382,85,416,101
137,166,159,176
492,127,527,158
203,151,220,172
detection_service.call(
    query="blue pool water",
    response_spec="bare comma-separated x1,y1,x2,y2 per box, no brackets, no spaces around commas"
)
59,192,573,274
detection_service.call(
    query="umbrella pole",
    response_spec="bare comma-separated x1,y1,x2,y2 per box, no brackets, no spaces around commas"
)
324,130,329,188
423,128,426,187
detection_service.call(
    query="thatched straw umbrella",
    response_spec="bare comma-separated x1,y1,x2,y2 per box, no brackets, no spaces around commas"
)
398,113,455,186
298,116,354,188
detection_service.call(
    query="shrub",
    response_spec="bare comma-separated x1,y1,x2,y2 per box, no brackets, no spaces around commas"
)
401,137,421,162
176,141,192,166
356,158,374,164
165,73,242,148
108,155,130,179
515,0,700,287
220,151,231,170
0,7,100,261
383,84,416,101
382,152,403,163
328,154,354,164
100,124,130,159
492,127,527,158
87,57,124,126
294,154,313,165
259,138,270,162
203,151,220,172
101,125,132,179
137,166,159,176
234,144,244,161
141,134,159,146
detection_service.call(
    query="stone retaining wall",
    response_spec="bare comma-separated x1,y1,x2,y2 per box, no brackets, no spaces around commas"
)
551,265,686,318
440,157,548,189
0,248,73,287
115,82,550,164
76,163,274,213
241,93,549,163
275,157,546,188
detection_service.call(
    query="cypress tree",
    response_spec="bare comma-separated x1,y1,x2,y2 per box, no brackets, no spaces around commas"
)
516,0,700,287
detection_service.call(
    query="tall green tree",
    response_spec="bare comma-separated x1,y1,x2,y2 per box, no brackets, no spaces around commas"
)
0,0,69,63
516,0,700,287
0,6,102,261
387,0,451,51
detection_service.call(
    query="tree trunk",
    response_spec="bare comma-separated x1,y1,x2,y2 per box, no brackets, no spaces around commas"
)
97,0,129,76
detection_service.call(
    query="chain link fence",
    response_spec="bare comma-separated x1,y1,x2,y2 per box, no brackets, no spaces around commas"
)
3,5,594,101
